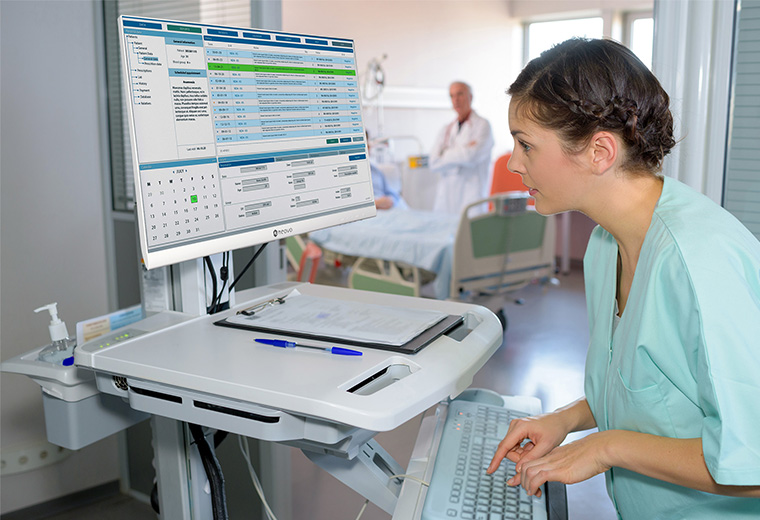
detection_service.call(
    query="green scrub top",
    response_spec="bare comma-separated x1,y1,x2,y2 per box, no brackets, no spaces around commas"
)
583,177,760,519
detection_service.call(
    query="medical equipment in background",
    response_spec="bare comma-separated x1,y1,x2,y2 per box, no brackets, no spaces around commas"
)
360,53,387,138
367,134,426,198
361,54,387,102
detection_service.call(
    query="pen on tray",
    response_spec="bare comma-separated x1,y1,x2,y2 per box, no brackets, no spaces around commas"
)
254,338,362,356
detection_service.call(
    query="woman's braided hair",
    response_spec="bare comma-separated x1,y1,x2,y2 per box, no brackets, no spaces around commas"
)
509,38,675,174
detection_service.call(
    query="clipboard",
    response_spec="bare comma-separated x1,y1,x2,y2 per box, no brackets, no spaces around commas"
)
214,313,464,354
214,314,464,354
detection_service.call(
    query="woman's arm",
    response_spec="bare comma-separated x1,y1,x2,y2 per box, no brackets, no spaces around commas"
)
516,429,760,498
602,432,760,498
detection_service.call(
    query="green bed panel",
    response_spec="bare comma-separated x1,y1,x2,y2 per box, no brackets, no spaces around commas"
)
285,236,302,263
470,213,547,259
350,273,417,297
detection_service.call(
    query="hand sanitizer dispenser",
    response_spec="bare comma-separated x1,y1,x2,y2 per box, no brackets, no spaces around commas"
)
1,303,151,449
35,303,76,365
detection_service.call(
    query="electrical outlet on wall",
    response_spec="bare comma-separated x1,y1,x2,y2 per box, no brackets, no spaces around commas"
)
1,439,72,475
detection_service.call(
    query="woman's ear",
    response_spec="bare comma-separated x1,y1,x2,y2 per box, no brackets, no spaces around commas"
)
589,131,618,175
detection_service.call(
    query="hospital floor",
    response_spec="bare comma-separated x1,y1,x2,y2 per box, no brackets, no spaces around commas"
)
36,265,617,520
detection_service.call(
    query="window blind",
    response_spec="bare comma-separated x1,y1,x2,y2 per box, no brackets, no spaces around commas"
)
104,0,251,211
723,0,760,239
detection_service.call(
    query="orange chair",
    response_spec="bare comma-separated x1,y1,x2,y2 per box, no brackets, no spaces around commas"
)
490,153,528,194
286,235,323,283
297,241,322,283
489,153,533,208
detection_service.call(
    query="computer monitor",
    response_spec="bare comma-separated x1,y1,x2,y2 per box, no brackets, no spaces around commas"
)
118,15,376,269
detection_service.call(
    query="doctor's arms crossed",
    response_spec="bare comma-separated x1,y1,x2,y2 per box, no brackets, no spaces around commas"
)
429,114,494,169
429,81,494,170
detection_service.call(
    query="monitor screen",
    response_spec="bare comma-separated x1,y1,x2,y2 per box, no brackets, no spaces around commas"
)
119,16,376,269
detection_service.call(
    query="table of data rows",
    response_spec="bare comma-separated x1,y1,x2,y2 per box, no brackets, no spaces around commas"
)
206,44,362,144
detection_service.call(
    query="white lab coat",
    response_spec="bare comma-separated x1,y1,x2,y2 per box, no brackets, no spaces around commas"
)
429,110,494,215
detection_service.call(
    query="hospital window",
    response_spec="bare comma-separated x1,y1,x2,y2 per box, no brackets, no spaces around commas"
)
523,12,654,69
624,12,654,69
524,17,604,62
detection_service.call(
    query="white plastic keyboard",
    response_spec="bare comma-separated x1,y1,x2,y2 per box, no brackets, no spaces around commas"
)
421,398,548,520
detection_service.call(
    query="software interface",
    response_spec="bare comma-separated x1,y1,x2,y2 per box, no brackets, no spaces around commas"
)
120,16,375,269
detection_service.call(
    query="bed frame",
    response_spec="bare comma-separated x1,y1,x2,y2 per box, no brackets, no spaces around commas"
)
348,192,556,300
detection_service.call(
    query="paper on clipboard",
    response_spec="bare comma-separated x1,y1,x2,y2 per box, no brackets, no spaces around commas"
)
225,290,447,346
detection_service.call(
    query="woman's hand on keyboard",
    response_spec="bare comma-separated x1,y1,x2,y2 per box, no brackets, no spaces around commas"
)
486,410,569,491
513,431,613,496
487,397,597,496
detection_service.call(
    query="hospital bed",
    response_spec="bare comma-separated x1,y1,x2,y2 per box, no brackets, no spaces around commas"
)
308,192,557,303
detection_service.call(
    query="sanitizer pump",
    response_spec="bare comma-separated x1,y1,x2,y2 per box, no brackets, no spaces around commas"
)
35,303,76,365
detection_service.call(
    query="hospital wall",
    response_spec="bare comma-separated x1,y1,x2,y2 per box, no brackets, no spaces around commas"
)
0,0,119,514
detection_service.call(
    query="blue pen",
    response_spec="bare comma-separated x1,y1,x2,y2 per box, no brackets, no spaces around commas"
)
255,338,362,356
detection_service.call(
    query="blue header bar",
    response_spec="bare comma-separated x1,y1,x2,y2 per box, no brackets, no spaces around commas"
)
169,69,207,78
123,19,162,30
120,16,354,43
168,36,202,46
139,157,218,171
208,28,238,37
243,32,271,40
203,34,353,54
219,144,365,169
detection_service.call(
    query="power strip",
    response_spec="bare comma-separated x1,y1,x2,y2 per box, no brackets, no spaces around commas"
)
1,439,72,476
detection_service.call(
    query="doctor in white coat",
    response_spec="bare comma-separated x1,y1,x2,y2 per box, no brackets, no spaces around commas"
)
429,81,494,214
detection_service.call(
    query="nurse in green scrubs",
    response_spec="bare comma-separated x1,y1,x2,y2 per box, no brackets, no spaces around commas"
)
487,38,760,518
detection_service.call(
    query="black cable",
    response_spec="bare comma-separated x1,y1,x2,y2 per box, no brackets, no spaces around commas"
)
207,244,268,314
204,256,219,314
189,423,228,520
209,251,231,314
218,251,230,312
150,482,160,514
148,427,230,516
228,242,268,293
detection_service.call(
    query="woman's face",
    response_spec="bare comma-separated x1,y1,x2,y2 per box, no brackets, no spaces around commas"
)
507,100,592,216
